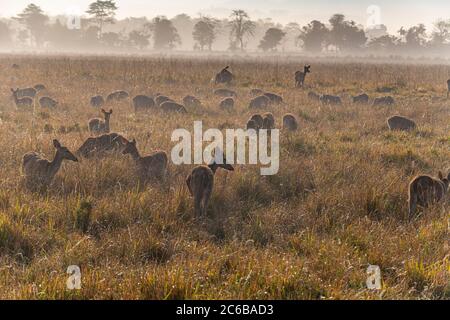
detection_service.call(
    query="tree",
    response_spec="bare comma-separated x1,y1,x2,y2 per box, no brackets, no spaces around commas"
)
258,28,285,52
192,17,218,50
14,3,49,47
327,14,367,51
298,20,328,53
128,29,150,49
430,20,450,47
229,10,255,51
367,35,399,51
147,16,181,50
86,0,118,38
398,24,428,50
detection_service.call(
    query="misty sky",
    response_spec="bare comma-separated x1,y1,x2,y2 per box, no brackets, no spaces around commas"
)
0,0,449,32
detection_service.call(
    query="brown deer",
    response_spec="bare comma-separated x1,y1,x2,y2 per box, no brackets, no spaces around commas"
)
11,88,33,110
408,172,449,217
77,133,128,159
122,139,168,184
89,109,112,135
186,156,234,216
295,65,311,88
22,139,78,190
282,113,298,131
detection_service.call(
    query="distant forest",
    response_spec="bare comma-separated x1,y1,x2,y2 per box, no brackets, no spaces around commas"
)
1,1,450,57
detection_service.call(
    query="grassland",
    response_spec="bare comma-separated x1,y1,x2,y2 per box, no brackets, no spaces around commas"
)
0,55,448,299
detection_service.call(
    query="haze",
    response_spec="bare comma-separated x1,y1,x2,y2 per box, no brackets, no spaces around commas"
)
1,0,450,32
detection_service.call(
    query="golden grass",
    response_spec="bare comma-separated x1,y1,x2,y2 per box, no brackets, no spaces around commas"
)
0,55,448,299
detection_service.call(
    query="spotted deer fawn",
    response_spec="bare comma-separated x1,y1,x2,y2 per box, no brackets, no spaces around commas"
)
186,157,234,216
89,109,112,135
122,139,168,184
295,65,311,88
22,139,78,191
11,88,33,110
408,171,449,217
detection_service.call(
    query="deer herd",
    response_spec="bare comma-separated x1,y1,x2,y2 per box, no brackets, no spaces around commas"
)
9,63,450,219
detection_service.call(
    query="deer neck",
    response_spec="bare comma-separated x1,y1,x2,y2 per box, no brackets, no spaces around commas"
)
129,147,141,161
104,116,110,131
12,92,18,104
49,150,64,178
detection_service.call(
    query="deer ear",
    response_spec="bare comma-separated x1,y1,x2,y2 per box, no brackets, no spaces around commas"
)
101,108,105,113
132,138,136,144
53,139,61,149
438,171,444,180
109,109,113,113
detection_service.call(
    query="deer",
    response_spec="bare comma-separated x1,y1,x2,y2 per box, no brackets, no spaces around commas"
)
22,139,78,191
214,66,233,85
186,155,234,216
39,96,58,108
77,133,128,159
283,113,298,131
133,95,155,112
106,90,129,102
89,109,112,135
408,171,449,218
11,88,33,110
295,65,311,88
122,139,168,184
387,115,416,131
90,95,105,108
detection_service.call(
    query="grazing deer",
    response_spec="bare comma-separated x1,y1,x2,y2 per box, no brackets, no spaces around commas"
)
264,92,283,104
387,115,416,131
133,95,155,112
283,113,298,131
155,95,173,106
219,97,234,111
408,172,449,217
106,90,129,102
186,157,234,216
353,93,369,104
320,94,342,105
249,95,270,109
76,133,128,159
214,88,237,98
22,139,78,190
11,88,33,110
249,114,264,129
160,101,188,113
39,96,58,108
90,95,105,108
122,139,168,184
373,96,395,106
214,66,233,85
89,109,112,135
183,95,202,108
295,65,311,88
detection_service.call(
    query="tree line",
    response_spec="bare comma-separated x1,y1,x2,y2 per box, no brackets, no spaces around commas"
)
1,1,450,56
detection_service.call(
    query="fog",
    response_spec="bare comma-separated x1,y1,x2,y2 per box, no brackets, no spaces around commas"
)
1,1,450,60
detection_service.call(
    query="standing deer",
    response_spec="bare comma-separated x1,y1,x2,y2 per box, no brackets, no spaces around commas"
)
186,157,234,216
408,172,449,217
214,66,233,85
89,109,112,135
122,139,168,184
11,88,33,110
22,139,78,191
295,65,311,88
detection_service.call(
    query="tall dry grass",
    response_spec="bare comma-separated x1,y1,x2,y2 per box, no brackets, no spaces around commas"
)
0,55,448,299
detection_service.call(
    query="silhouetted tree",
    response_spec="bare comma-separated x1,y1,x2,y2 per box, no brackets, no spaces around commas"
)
327,14,367,51
128,29,150,49
258,27,285,51
398,24,428,50
193,17,218,50
430,20,450,47
229,10,255,51
367,35,399,52
86,0,118,38
147,16,181,50
298,20,328,53
14,3,49,47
